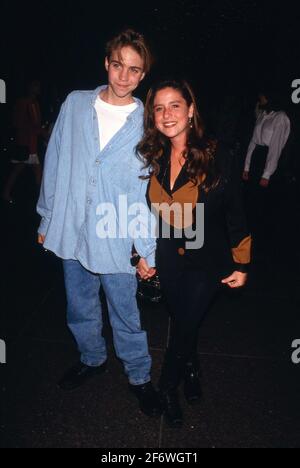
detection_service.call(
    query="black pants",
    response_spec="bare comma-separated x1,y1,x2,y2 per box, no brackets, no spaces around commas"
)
245,145,282,234
158,268,217,391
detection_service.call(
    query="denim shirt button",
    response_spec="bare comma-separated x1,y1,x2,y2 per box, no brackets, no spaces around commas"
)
87,198,92,205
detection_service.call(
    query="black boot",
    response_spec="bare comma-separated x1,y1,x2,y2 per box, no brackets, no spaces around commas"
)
58,361,107,391
129,382,163,418
184,361,202,405
160,388,183,428
158,350,185,427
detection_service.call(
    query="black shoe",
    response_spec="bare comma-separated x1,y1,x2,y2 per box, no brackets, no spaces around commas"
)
184,362,202,405
129,382,163,418
160,389,183,428
58,361,107,391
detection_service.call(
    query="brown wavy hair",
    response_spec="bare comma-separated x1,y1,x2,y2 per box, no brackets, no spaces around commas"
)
106,29,153,74
137,80,220,191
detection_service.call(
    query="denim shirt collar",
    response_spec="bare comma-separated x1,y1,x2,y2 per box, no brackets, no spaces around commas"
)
91,85,144,127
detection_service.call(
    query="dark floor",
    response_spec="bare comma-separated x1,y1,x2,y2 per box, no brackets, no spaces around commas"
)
1,174,300,448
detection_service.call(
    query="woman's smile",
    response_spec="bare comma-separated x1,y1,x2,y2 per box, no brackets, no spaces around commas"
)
163,121,177,128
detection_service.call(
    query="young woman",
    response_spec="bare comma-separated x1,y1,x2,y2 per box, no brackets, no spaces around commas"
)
243,90,290,189
137,80,252,427
243,90,291,232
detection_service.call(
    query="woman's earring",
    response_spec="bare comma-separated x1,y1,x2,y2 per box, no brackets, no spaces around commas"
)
189,117,193,128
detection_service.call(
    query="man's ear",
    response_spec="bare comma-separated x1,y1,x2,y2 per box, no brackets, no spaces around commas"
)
105,57,109,72
140,72,146,82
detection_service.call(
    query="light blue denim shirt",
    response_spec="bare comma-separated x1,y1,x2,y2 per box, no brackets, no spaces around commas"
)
37,85,156,274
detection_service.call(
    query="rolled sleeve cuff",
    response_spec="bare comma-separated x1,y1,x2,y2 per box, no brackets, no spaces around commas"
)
134,238,157,268
38,217,50,236
145,250,156,268
262,172,271,180
234,262,250,274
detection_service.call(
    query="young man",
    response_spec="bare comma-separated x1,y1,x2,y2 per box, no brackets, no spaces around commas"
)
37,30,161,417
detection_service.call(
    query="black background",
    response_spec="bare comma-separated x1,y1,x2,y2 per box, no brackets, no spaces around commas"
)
1,0,300,102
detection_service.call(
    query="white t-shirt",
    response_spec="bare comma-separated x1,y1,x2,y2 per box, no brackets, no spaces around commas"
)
94,96,138,151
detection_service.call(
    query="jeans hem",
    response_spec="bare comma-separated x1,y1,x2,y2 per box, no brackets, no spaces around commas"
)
81,357,107,367
129,377,151,386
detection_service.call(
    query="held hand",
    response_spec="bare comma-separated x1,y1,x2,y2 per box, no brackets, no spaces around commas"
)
259,178,269,188
137,258,156,280
38,234,45,245
242,171,249,182
221,271,248,289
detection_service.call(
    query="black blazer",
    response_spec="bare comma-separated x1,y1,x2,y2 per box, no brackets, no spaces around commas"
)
146,142,252,281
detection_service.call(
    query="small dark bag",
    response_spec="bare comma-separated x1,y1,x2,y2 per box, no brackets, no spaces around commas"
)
137,274,162,303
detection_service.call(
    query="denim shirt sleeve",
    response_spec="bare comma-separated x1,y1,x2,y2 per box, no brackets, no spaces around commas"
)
37,100,66,235
128,169,157,268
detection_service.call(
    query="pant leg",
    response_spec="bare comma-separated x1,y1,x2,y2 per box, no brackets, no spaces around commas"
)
186,330,200,368
159,269,216,390
246,146,269,233
63,259,107,367
100,273,152,386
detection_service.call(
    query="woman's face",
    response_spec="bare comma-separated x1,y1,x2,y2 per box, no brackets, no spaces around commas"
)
153,87,193,142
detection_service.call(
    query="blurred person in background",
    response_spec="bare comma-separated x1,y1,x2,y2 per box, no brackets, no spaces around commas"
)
2,80,45,204
243,90,290,189
242,89,291,231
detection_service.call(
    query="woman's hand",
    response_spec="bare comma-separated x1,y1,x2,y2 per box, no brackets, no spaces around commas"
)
259,178,269,188
137,258,156,280
221,271,248,289
38,234,45,245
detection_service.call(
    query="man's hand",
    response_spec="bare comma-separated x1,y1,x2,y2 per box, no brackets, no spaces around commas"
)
38,234,45,245
221,271,248,289
259,178,269,188
137,258,156,280
242,171,249,181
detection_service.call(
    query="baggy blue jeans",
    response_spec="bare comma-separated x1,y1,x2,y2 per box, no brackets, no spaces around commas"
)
63,260,152,386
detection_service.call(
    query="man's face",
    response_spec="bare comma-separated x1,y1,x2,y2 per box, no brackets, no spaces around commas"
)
105,46,145,100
